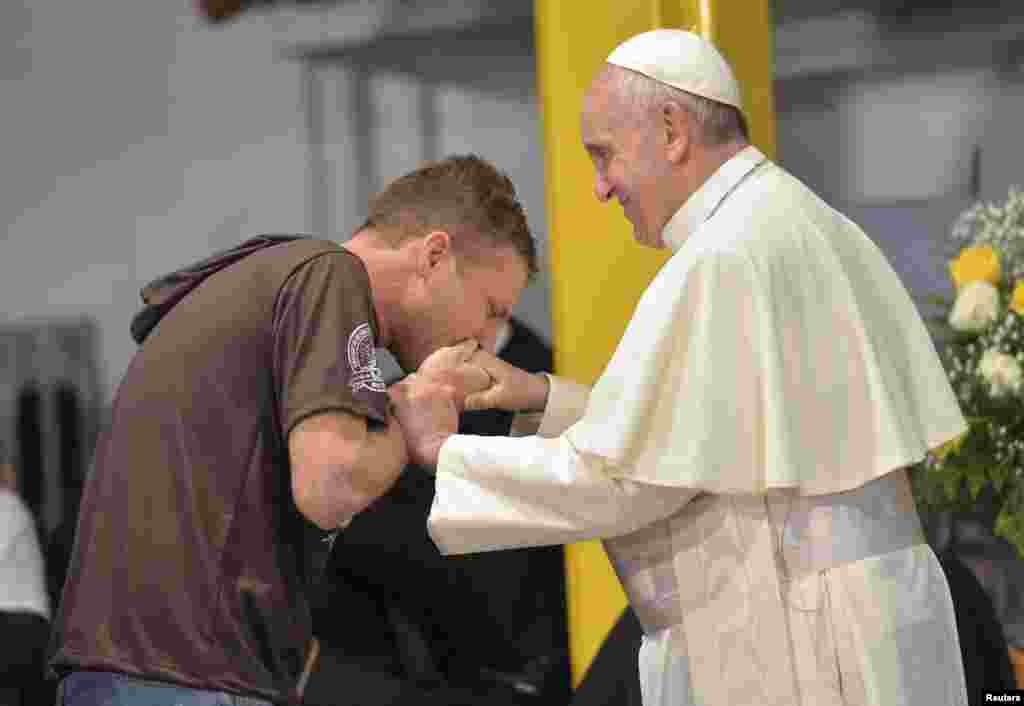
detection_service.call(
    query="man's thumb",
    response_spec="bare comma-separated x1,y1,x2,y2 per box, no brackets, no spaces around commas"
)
463,389,494,412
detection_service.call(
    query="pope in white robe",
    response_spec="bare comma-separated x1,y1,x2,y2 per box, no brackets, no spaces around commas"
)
389,29,969,706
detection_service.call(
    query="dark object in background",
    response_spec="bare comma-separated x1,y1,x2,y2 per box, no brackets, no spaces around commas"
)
46,383,86,611
0,611,50,706
938,550,1017,704
196,0,266,23
442,318,570,702
923,500,1024,687
196,0,321,24
309,318,570,706
305,473,533,706
15,386,44,525
569,608,643,706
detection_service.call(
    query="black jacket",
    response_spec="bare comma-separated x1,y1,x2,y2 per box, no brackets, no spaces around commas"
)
306,319,571,706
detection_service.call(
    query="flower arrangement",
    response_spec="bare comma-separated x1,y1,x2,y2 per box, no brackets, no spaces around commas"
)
912,187,1024,558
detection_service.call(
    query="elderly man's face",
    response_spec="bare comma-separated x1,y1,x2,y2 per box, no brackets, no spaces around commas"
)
581,70,674,249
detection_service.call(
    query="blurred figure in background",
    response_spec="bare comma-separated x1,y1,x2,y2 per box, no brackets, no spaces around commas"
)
0,441,50,706
305,316,571,706
936,549,1017,703
926,505,1024,690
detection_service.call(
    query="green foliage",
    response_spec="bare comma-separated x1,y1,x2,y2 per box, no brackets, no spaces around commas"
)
912,188,1024,558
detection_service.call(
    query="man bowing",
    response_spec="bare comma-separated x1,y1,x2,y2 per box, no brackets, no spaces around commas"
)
390,29,969,706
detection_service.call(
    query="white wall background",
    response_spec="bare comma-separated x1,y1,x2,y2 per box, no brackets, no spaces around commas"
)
3,1,1024,404
774,10,1024,316
1,0,308,399
307,23,549,379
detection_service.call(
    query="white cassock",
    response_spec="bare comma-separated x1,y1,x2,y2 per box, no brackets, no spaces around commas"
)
427,147,969,706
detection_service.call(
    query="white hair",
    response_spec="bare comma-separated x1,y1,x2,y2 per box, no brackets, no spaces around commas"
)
613,67,748,146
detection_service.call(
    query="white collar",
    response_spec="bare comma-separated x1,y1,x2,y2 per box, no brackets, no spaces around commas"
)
662,146,767,252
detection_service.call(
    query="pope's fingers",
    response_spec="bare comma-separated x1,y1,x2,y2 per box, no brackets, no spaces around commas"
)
462,391,486,412
454,338,480,361
463,384,501,412
389,375,444,405
417,339,480,378
453,364,493,394
465,349,507,377
417,358,492,399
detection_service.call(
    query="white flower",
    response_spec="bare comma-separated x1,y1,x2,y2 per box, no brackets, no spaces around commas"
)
949,280,1001,333
978,348,1023,396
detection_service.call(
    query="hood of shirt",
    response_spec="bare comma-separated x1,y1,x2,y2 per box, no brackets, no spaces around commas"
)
130,234,308,344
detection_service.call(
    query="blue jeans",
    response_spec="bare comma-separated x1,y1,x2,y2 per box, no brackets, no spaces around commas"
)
57,671,276,706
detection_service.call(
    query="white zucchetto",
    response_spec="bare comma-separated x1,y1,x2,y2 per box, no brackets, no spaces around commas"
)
606,29,743,111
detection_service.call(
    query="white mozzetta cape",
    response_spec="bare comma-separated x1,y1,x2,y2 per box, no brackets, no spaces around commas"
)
565,147,965,494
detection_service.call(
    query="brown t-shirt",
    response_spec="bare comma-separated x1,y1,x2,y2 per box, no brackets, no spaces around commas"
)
49,237,389,704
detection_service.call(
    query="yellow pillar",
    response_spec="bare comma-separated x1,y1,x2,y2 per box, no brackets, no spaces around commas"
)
533,0,777,687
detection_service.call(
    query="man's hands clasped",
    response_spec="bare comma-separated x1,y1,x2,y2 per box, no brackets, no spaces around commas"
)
388,339,488,469
414,339,492,413
387,339,550,468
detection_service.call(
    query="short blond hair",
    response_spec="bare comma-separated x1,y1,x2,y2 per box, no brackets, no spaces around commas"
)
362,154,538,277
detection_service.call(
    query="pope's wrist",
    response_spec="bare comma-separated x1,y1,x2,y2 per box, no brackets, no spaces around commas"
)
529,373,551,412
424,432,454,470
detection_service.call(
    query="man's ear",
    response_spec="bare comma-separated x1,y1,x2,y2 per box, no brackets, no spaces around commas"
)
419,230,454,276
662,100,691,164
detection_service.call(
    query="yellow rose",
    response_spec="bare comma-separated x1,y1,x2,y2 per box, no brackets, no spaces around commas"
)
949,244,1001,290
933,430,968,461
1011,280,1024,316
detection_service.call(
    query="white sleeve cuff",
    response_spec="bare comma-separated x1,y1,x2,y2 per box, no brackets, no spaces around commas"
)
428,433,697,554
513,374,589,438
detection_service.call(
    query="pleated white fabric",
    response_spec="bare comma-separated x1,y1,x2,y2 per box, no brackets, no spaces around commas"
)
566,147,966,494
427,146,970,705
616,473,966,706
429,419,968,706
632,538,967,706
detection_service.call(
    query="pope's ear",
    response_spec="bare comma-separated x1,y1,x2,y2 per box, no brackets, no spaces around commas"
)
662,100,691,164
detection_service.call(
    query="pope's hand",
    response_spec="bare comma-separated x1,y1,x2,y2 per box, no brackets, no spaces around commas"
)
388,374,459,469
463,349,550,413
417,339,492,413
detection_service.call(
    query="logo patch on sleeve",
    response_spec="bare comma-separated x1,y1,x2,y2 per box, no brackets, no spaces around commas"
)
347,322,386,394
